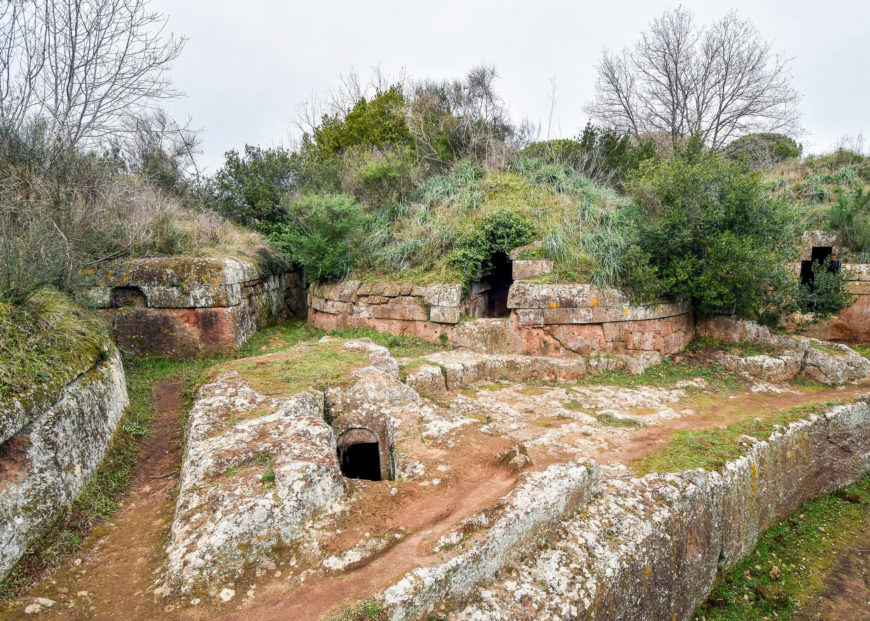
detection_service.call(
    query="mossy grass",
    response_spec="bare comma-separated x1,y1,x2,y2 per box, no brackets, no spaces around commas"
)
582,356,745,392
243,320,445,359
631,399,846,475
0,289,110,414
222,342,370,396
694,473,870,620
596,412,643,427
331,599,386,620
686,335,779,357
0,353,225,600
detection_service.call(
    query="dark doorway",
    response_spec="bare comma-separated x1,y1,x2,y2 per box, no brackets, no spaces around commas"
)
111,286,146,308
470,252,513,318
336,429,381,481
800,246,840,290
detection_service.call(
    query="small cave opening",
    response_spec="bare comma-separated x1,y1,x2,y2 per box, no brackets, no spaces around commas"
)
336,428,382,481
471,252,513,318
800,246,840,291
111,286,147,308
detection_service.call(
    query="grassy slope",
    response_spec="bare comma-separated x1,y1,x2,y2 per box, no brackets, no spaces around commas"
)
354,159,629,286
0,290,110,414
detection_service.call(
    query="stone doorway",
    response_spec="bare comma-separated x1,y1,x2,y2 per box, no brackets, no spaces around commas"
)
469,252,513,318
336,428,382,481
801,246,840,290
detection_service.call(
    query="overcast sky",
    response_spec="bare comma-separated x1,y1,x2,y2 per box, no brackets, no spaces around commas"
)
150,0,870,172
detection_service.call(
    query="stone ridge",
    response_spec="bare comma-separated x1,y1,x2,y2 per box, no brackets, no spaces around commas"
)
162,339,409,595
0,349,128,580
380,461,601,621
449,397,870,620
697,315,870,385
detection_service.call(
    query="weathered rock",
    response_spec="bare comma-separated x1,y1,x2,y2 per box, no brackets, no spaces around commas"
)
0,349,128,580
450,397,870,620
403,365,447,398
164,377,344,594
512,260,553,281
83,256,305,357
717,352,803,383
450,318,525,354
380,460,601,621
697,316,870,385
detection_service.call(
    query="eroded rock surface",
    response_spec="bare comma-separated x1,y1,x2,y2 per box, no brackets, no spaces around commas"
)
0,350,128,580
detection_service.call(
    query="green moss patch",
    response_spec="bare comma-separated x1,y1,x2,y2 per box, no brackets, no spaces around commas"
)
695,473,870,620
0,289,110,417
583,357,744,392
596,412,643,428
631,400,846,474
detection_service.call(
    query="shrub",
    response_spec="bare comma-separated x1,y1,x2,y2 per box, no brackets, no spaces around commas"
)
451,209,534,282
304,86,412,159
268,193,370,282
724,133,802,169
623,142,799,317
796,258,852,317
828,187,870,256
208,145,296,226
340,146,421,208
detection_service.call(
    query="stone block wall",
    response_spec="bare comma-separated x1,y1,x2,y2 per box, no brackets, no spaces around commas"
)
504,283,694,356
81,257,305,357
308,281,462,342
310,279,695,357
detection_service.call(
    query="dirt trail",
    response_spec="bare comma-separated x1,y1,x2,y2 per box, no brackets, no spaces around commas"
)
5,377,869,620
221,467,518,621
2,380,185,620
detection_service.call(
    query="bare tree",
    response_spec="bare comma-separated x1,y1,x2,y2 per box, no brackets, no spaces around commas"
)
587,7,801,149
0,0,185,149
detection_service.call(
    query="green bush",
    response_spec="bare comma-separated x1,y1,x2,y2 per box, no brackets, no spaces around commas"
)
268,193,370,282
622,141,799,317
724,133,802,169
341,146,420,208
304,86,412,159
451,209,534,282
796,258,852,317
208,145,296,226
828,187,870,256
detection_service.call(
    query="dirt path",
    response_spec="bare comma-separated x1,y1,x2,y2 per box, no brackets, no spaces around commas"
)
799,516,870,620
3,380,185,620
6,377,869,620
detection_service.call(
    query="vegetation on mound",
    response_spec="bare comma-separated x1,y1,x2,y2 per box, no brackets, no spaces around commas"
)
694,473,870,620
0,289,110,411
0,354,223,600
332,599,386,621
630,400,846,474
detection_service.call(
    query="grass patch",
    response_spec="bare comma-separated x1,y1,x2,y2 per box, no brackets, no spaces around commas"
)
631,400,846,475
851,344,870,360
695,473,870,620
687,335,779,357
0,353,222,600
596,412,643,428
0,289,110,414
332,599,387,621
583,357,744,392
222,341,370,396
479,383,508,391
809,341,847,357
243,320,445,359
